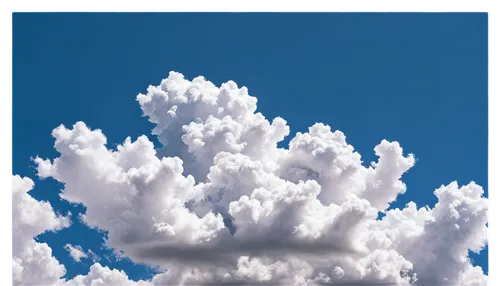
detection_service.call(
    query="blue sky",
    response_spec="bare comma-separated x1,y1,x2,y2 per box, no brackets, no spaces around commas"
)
13,13,488,281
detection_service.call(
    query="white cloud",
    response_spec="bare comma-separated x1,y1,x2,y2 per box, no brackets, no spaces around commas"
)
64,244,88,262
24,72,488,285
63,263,151,286
12,175,70,285
12,175,152,286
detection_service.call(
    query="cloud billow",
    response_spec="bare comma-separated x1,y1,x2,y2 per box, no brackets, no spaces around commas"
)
13,72,487,285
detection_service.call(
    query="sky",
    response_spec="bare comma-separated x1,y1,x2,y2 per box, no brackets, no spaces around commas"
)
12,13,488,284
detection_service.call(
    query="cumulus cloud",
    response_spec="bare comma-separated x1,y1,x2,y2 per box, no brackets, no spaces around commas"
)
63,263,151,286
12,175,70,285
15,71,487,285
12,175,152,286
64,244,88,262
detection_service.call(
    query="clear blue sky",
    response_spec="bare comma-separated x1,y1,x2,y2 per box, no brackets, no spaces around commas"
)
13,13,488,280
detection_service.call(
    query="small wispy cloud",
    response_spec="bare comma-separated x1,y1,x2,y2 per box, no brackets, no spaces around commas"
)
86,249,100,263
64,244,88,262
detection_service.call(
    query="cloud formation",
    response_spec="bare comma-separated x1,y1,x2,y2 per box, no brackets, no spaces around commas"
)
64,244,88,262
12,175,70,285
14,72,487,285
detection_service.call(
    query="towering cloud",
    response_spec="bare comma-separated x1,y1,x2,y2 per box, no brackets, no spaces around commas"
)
13,72,487,285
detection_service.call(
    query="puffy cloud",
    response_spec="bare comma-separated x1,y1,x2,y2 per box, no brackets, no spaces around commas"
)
12,175,70,285
64,244,88,262
137,72,289,181
28,72,488,285
398,182,488,285
63,263,151,286
12,175,151,286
